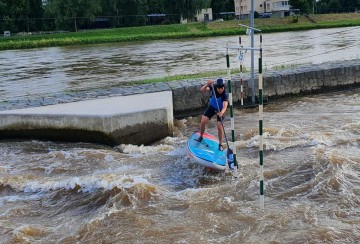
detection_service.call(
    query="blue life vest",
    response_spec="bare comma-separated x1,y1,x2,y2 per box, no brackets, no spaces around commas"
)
209,93,223,111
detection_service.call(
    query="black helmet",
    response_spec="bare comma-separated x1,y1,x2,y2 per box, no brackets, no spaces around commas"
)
216,78,224,88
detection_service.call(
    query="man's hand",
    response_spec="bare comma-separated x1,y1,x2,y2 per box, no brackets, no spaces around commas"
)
217,110,224,118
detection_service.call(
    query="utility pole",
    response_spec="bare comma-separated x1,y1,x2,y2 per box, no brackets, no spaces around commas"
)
250,0,255,104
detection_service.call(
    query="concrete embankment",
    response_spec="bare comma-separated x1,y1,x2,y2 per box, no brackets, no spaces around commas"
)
0,59,359,145
171,59,360,117
0,92,173,146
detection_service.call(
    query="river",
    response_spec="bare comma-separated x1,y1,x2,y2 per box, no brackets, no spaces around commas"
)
0,26,360,243
0,26,359,102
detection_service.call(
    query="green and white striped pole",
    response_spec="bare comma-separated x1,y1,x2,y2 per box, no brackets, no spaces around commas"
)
226,46,239,178
238,23,263,208
258,34,264,209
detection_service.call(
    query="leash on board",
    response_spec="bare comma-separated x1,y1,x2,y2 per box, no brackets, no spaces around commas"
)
210,84,235,171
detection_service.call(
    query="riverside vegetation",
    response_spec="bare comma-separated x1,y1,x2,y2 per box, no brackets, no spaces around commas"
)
1,13,359,51
1,13,359,84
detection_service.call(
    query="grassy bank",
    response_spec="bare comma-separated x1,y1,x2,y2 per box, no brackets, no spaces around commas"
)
0,13,359,51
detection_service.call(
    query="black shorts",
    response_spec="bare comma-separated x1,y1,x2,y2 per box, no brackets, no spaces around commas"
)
203,106,224,122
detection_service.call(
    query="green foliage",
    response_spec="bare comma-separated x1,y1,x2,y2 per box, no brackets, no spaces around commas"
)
292,15,299,23
44,0,102,31
329,0,342,12
289,0,312,14
164,0,211,23
1,15,360,50
0,0,43,32
316,0,360,13
211,0,235,19
2,0,360,34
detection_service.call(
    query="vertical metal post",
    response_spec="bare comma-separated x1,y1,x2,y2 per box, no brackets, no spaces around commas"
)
258,34,264,209
250,0,255,104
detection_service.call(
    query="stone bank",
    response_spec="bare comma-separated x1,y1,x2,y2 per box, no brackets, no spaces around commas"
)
171,59,360,118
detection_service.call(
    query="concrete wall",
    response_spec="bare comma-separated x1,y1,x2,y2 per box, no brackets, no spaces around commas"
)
0,91,174,146
171,59,360,118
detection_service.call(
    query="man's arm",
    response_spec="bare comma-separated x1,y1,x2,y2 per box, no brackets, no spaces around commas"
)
200,80,213,93
218,100,228,117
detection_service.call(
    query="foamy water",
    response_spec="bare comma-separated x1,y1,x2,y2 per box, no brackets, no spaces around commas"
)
0,89,360,243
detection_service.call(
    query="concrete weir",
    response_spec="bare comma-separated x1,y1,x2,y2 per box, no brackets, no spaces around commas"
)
0,91,173,146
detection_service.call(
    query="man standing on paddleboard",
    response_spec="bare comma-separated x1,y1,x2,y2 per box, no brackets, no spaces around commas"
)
195,78,229,151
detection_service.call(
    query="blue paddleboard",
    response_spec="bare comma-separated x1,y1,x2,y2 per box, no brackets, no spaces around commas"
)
187,132,227,170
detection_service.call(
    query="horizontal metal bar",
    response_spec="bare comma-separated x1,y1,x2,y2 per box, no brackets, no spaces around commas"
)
238,24,262,32
226,46,261,51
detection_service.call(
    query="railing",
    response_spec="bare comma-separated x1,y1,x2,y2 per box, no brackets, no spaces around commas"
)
272,6,290,12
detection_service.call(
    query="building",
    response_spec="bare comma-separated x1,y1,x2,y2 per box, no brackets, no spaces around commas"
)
3,31,11,37
234,0,291,19
181,8,213,23
195,8,213,22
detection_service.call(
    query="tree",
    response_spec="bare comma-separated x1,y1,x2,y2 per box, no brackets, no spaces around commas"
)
289,0,312,14
44,0,101,31
117,0,148,27
328,0,341,12
165,0,211,23
146,0,166,14
0,0,43,32
0,1,10,32
339,0,359,12
316,0,359,13
211,0,235,20
211,0,234,13
27,0,44,31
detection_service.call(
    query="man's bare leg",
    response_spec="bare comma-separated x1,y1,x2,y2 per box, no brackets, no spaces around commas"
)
217,121,224,150
199,115,209,138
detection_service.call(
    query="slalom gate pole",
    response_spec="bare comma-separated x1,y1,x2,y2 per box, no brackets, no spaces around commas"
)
239,37,244,106
238,23,263,208
226,48,239,177
258,34,264,209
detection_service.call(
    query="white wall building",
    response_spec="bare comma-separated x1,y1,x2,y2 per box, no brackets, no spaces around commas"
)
181,8,213,23
234,0,291,19
196,8,213,22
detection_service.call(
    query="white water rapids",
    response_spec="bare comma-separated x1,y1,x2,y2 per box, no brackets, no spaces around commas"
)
0,89,359,243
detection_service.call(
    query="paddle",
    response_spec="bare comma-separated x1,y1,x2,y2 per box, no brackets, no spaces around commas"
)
210,84,235,170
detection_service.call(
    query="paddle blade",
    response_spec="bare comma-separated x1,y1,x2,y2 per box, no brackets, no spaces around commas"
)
226,148,235,170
